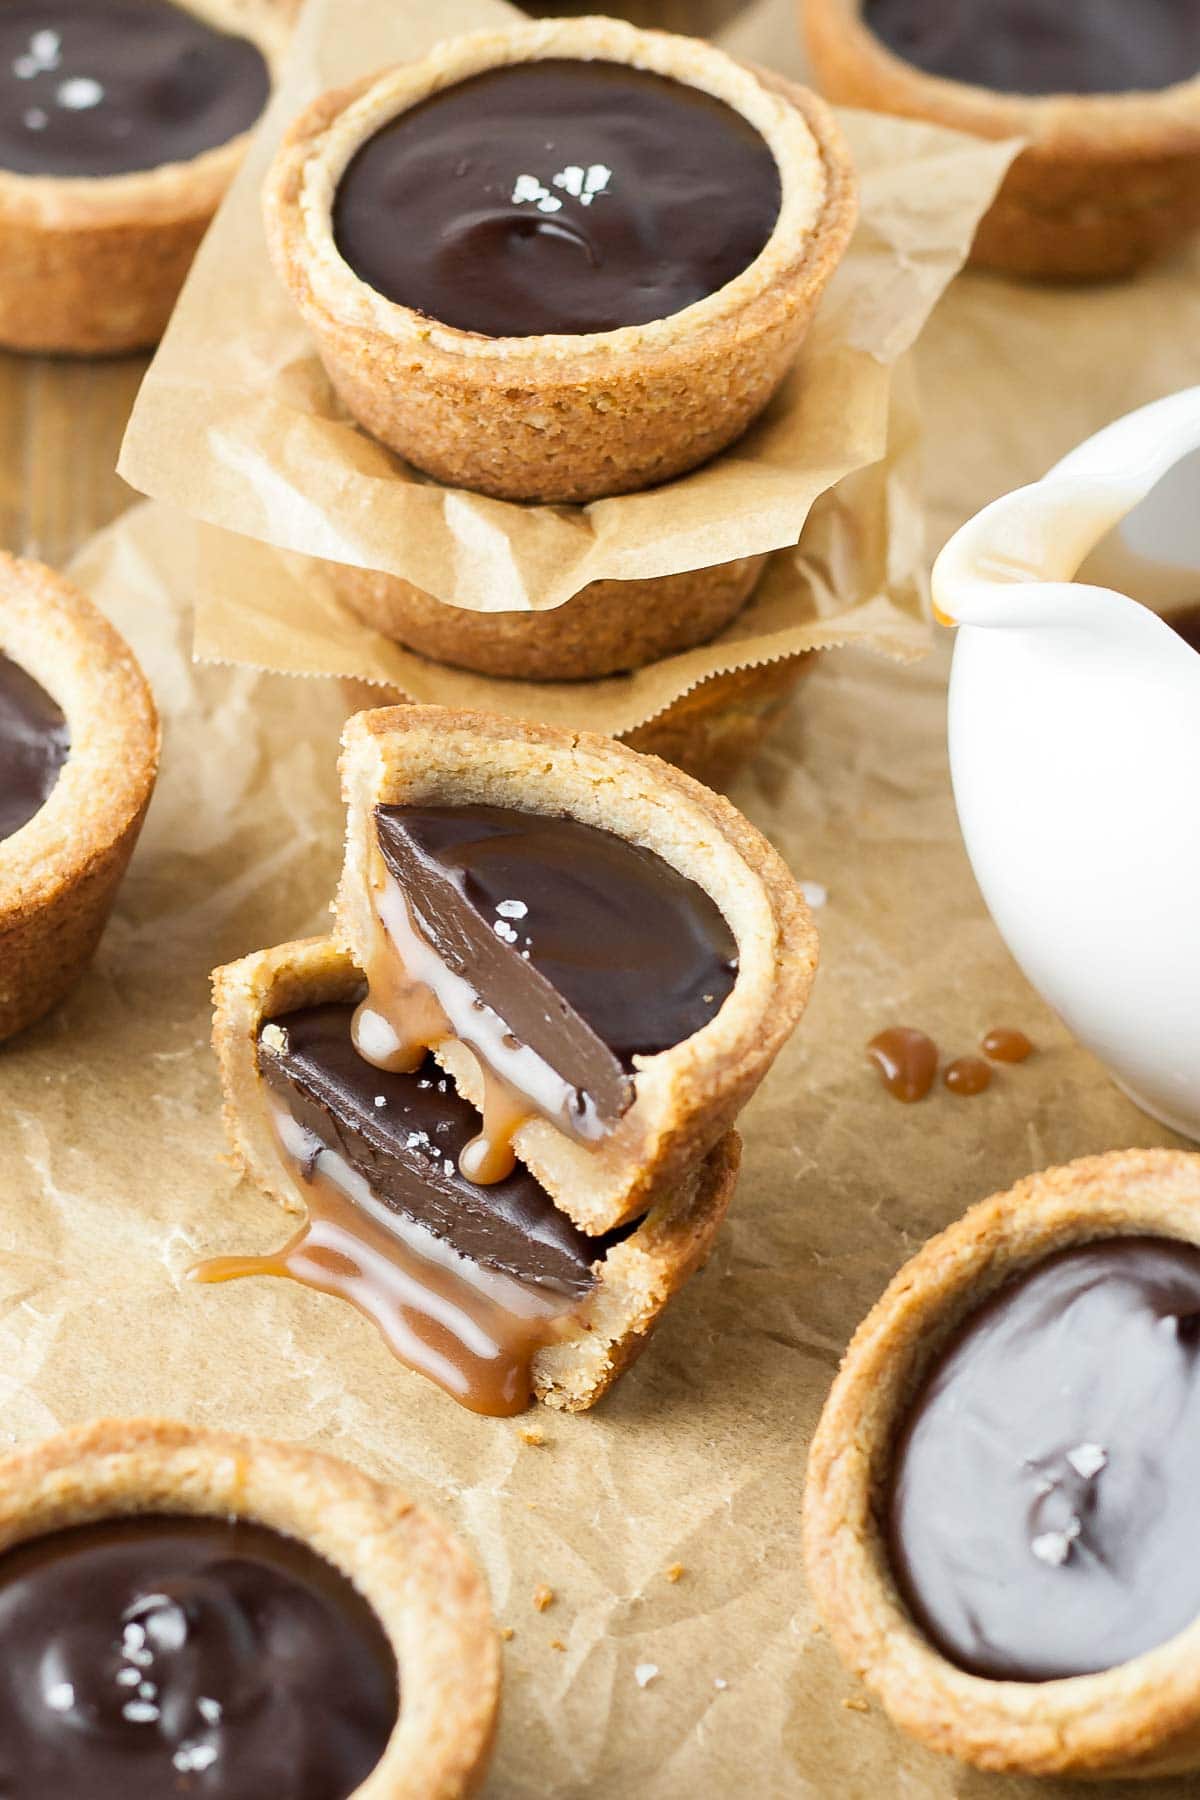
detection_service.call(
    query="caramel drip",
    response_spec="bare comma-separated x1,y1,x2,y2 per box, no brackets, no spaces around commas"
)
943,1056,992,1097
193,1104,580,1416
867,1027,938,1103
982,1026,1034,1064
354,856,568,1186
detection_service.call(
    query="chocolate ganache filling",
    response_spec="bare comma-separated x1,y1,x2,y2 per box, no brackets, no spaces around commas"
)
0,0,270,180
889,1237,1200,1682
0,1513,397,1799
332,59,782,338
260,1001,616,1297
862,0,1200,98
370,804,739,1139
0,652,68,840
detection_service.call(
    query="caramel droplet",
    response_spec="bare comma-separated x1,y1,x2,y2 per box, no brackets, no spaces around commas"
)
867,1028,938,1103
982,1027,1034,1064
944,1056,992,1097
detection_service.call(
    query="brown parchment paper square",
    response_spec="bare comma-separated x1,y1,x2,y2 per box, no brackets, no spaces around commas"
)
1,3,1198,1799
116,0,1018,626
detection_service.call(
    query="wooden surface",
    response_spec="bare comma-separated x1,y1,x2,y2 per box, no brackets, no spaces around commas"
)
0,0,745,573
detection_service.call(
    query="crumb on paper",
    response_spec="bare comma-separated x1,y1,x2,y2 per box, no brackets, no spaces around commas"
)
520,1426,545,1447
500,1627,514,1642
842,1696,870,1713
634,1663,659,1688
665,1563,685,1583
533,1584,554,1613
550,1638,566,1653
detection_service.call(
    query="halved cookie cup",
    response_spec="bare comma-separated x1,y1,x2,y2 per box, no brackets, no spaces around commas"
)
335,707,815,1236
264,15,857,503
0,555,159,1042
802,1148,1200,1778
0,0,292,355
329,555,767,684
211,934,740,1411
0,1417,498,1798
802,0,1200,280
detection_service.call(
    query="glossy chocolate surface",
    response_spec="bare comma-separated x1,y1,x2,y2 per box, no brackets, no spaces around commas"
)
333,59,781,337
260,1001,611,1296
0,1513,396,1798
0,0,269,179
375,803,739,1130
889,1237,1200,1682
0,651,68,840
863,0,1200,97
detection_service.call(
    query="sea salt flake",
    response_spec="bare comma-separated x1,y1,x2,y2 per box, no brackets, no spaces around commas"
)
116,1668,140,1687
261,1023,288,1054
197,1697,222,1724
45,1682,74,1711
58,76,104,110
174,1742,219,1774
374,1095,387,1108
31,30,61,65
493,920,519,944
1031,1516,1081,1567
1066,1442,1107,1480
713,1677,728,1691
22,107,47,129
582,162,611,203
800,880,828,909
634,1663,659,1688
511,173,562,214
122,1700,160,1724
496,899,528,920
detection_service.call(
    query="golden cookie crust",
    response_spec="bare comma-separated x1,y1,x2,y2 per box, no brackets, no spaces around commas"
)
264,16,857,503
0,1417,498,1798
340,653,817,795
335,706,815,1235
329,555,767,683
0,0,293,355
802,1148,1200,1778
0,555,159,1041
210,934,740,1411
802,0,1200,279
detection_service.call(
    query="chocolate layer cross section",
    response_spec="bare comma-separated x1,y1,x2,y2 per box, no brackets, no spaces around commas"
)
259,1002,608,1297
355,804,738,1184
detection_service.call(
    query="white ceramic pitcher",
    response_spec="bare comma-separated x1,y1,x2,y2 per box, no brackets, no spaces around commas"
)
934,387,1200,1142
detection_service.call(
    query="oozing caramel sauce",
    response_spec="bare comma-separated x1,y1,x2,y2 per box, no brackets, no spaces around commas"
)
982,1026,1034,1063
354,860,575,1186
194,1101,581,1416
944,1056,992,1096
867,1027,938,1102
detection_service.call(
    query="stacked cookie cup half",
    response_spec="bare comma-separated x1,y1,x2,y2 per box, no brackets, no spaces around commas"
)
260,15,859,786
205,708,819,1416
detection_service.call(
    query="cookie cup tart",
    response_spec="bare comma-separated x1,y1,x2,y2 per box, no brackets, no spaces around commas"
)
329,554,768,683
803,1148,1200,1778
263,16,858,504
210,934,741,1413
341,653,817,794
0,555,158,1042
0,0,292,355
802,0,1200,279
0,1417,498,1797
335,707,817,1236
